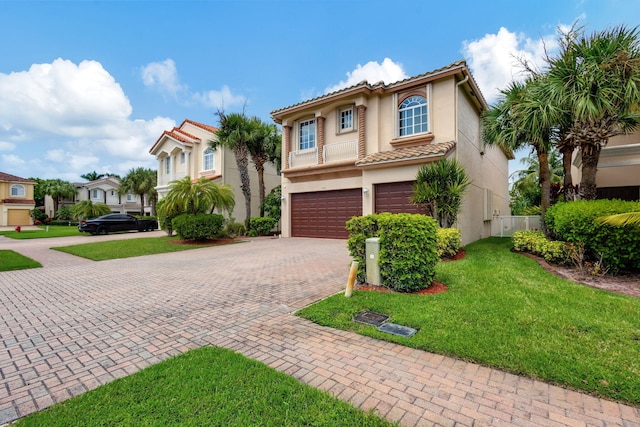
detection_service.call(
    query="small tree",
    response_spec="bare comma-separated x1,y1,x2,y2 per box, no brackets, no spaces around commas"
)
71,200,111,220
411,159,471,228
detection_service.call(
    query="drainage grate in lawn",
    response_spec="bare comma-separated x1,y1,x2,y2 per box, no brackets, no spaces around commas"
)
353,311,389,327
377,323,417,338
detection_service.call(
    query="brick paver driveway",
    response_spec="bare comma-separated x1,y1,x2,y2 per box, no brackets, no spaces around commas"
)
1,233,639,426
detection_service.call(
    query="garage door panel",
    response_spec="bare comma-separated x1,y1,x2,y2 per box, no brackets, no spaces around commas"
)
374,181,427,215
291,189,362,239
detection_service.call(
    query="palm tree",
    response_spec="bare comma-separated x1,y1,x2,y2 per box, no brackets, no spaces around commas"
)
80,171,105,181
597,212,640,227
119,167,157,215
482,78,556,218
411,158,471,228
43,179,77,214
248,118,281,216
545,25,640,200
160,176,235,216
210,111,256,227
71,200,111,220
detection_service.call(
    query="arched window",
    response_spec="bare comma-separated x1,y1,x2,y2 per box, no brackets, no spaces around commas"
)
203,148,214,170
398,95,428,137
10,184,25,197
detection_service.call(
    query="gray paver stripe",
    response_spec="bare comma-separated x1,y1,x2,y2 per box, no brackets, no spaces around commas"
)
1,236,639,426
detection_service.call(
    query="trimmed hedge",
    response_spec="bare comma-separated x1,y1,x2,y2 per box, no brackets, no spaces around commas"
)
512,230,570,265
172,213,225,241
249,216,277,236
346,213,439,293
545,200,640,271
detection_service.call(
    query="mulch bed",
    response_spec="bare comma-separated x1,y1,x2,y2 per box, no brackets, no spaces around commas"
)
355,249,467,295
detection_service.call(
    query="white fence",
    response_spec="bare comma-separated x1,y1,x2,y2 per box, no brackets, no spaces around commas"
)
491,216,542,237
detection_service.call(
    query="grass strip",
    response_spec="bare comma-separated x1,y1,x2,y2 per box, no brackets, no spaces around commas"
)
297,237,640,406
16,346,393,427
0,225,82,239
0,250,42,271
52,236,239,260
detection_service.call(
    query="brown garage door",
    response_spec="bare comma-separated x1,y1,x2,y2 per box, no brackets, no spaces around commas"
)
291,189,362,239
374,181,427,214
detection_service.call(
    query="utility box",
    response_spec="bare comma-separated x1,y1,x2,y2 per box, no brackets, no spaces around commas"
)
366,237,381,286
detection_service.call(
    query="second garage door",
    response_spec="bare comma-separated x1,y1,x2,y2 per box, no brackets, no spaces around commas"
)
291,189,362,239
374,181,427,215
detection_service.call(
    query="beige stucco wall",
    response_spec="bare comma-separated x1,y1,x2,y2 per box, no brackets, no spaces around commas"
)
0,181,35,226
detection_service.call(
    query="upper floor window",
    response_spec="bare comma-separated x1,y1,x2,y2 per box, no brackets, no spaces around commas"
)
126,193,135,202
110,190,116,196
399,96,428,137
338,107,353,132
165,157,171,175
92,189,103,200
299,119,316,150
203,148,214,170
10,184,25,197
181,152,185,164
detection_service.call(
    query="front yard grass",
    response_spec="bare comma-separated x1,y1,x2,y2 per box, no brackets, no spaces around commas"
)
15,346,393,427
52,236,239,260
0,250,42,271
297,237,640,406
0,225,82,239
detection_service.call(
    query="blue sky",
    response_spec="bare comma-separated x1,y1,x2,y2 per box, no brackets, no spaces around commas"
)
0,0,637,182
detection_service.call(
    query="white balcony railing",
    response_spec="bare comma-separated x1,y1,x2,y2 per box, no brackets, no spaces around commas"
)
289,147,318,168
323,140,358,163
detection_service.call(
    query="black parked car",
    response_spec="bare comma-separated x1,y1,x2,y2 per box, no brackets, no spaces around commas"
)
78,214,158,235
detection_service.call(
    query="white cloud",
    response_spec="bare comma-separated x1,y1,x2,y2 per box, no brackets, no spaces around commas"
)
462,27,559,103
141,59,186,97
324,58,408,94
192,85,247,109
0,58,176,180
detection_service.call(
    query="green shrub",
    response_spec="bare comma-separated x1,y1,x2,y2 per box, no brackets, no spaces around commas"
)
346,213,439,293
247,229,258,237
31,209,47,222
172,213,225,241
224,221,247,237
436,228,461,258
55,206,73,220
545,200,640,271
249,216,277,236
512,230,570,265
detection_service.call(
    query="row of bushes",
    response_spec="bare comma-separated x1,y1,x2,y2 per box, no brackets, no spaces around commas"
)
544,200,640,271
346,213,462,293
162,214,279,240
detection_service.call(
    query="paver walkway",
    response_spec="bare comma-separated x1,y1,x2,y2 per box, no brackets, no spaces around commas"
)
1,234,639,426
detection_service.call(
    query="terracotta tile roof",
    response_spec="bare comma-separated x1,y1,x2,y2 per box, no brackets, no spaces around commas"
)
181,119,218,134
2,198,35,204
149,119,217,153
0,172,36,184
271,60,487,119
355,141,456,167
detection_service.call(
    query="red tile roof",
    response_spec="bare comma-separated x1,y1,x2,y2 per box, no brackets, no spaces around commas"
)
149,119,218,153
355,141,456,167
0,172,36,184
2,198,35,204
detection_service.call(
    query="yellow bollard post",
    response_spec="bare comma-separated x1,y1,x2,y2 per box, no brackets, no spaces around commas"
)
345,261,358,297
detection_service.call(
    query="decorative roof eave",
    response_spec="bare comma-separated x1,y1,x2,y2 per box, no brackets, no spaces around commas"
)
355,141,456,169
2,198,35,204
149,119,217,154
271,60,489,122
0,172,36,184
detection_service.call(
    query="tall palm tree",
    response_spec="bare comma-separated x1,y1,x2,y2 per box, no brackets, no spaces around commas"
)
71,200,111,220
119,167,157,215
160,176,235,216
210,111,256,227
248,118,281,216
80,171,105,181
546,25,640,200
43,179,77,214
482,78,556,218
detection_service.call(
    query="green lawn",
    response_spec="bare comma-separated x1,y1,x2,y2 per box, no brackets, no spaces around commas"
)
52,236,239,260
15,346,393,427
0,225,82,239
0,250,42,271
297,237,640,406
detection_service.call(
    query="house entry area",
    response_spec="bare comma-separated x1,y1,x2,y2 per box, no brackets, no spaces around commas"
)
290,189,362,239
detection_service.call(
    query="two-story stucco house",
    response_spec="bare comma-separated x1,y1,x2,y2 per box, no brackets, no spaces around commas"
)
572,130,640,200
44,176,149,218
0,172,36,226
271,60,511,244
149,119,280,222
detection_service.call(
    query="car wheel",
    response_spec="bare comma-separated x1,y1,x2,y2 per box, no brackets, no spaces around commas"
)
96,226,109,235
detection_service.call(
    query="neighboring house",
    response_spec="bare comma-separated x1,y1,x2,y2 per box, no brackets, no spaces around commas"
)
44,176,149,218
572,130,640,200
149,119,280,221
271,60,511,244
0,172,36,226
